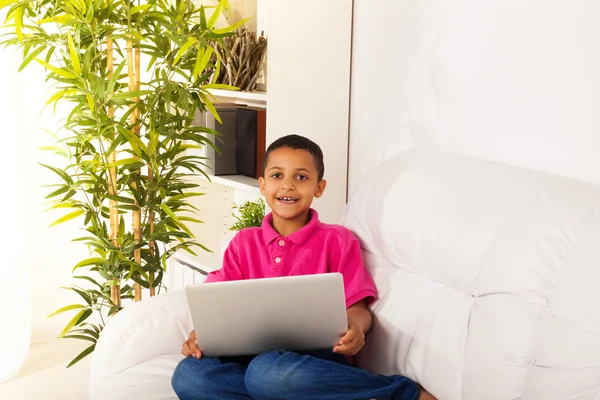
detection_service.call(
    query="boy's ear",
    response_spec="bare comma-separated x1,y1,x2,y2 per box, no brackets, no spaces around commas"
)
259,176,265,195
314,179,327,198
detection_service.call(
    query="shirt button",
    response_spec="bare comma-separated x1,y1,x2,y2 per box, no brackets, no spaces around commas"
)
275,257,282,263
278,240,285,246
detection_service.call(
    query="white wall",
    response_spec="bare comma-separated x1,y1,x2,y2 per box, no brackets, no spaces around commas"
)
0,49,88,342
349,0,600,194
267,0,353,223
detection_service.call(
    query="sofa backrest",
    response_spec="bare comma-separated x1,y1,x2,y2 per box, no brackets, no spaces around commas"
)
343,150,600,400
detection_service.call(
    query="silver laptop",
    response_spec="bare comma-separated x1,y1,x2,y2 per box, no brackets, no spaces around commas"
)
185,273,348,357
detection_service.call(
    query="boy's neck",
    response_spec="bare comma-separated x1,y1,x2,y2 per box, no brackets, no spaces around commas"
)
271,211,311,237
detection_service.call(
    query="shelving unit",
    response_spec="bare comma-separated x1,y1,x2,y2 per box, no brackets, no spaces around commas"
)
209,88,267,109
202,173,261,193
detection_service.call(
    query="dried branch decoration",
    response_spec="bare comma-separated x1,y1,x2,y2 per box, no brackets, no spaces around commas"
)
213,29,267,92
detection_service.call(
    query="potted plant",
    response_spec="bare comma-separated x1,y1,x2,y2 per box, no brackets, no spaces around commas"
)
230,198,266,231
0,0,244,366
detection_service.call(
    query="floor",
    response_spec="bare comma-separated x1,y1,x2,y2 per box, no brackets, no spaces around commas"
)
0,339,91,400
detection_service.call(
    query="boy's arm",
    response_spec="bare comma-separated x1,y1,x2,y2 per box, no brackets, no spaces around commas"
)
204,234,244,282
333,299,372,355
347,299,373,334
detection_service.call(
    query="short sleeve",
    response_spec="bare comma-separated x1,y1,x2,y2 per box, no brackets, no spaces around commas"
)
330,235,378,308
204,234,244,283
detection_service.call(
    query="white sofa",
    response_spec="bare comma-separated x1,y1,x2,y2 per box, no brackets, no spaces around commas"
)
90,151,600,400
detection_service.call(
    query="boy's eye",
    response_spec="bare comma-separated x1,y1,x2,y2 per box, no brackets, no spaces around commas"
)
271,173,281,179
297,175,307,181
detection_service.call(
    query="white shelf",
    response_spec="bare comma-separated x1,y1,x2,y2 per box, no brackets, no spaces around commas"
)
209,89,267,109
202,174,262,194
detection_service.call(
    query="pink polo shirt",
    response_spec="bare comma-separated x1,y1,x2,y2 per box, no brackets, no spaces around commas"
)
205,209,377,308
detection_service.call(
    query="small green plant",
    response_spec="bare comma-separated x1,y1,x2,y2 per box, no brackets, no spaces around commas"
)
230,198,265,231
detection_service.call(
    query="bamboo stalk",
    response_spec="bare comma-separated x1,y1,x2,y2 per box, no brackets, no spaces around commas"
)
110,278,121,309
127,39,143,302
148,167,155,297
134,42,155,297
107,38,118,247
107,38,121,310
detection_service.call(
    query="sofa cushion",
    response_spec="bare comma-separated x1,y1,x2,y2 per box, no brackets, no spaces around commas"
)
343,150,600,400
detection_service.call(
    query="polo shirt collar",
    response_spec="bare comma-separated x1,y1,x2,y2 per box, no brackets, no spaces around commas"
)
261,208,320,246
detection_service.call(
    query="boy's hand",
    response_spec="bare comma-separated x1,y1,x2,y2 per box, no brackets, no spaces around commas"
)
332,321,365,356
181,330,202,358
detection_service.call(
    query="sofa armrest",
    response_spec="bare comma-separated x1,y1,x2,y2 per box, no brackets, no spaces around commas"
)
90,290,192,378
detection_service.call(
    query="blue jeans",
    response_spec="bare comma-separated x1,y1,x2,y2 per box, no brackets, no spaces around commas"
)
171,349,420,400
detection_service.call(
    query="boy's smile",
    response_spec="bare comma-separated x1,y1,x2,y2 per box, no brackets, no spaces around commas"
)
259,147,326,236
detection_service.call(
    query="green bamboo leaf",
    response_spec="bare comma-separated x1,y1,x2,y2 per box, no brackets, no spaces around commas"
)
121,161,145,170
105,157,140,168
39,163,73,184
194,46,213,80
207,3,223,28
211,53,221,84
118,215,125,243
174,37,196,65
35,58,76,79
45,185,70,199
85,0,94,22
169,192,205,200
67,35,81,74
45,202,79,211
19,46,45,72
49,210,85,227
36,15,74,25
13,6,22,42
131,275,150,289
38,145,68,158
72,257,106,272
63,334,96,343
67,0,86,14
203,83,239,91
112,90,152,100
47,304,85,318
45,89,77,106
193,45,205,79
58,309,87,338
118,128,150,158
199,92,221,124
66,343,95,368
212,18,250,34
115,204,140,211
107,61,126,94
199,6,207,29
160,203,194,238
73,275,103,289
105,194,135,204
0,0,19,8
86,94,94,112
129,3,151,15
178,216,203,224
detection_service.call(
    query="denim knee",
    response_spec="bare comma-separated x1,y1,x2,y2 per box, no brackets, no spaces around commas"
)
245,350,292,399
171,357,215,400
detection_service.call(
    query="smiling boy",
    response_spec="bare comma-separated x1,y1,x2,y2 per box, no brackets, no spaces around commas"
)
171,135,435,400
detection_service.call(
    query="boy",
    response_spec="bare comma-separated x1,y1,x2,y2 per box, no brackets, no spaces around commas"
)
171,135,436,400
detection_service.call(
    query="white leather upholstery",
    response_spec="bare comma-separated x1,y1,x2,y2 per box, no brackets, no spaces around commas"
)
89,291,191,400
345,151,600,400
90,151,600,399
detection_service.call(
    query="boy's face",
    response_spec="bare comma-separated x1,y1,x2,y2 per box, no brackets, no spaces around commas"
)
259,147,326,224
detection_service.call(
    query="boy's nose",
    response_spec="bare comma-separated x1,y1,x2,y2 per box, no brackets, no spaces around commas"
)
281,179,295,190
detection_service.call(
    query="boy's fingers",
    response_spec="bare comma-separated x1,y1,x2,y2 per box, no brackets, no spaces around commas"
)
338,330,355,345
182,341,191,356
333,342,356,355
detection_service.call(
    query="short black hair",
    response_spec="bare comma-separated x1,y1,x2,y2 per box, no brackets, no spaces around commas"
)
262,134,325,181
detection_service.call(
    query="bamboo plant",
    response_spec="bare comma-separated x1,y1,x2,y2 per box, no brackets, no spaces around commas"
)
0,0,246,366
